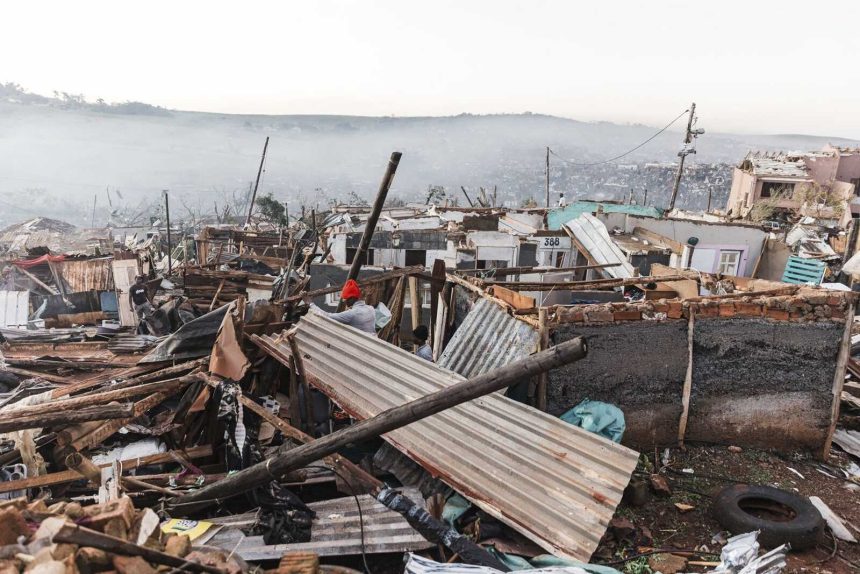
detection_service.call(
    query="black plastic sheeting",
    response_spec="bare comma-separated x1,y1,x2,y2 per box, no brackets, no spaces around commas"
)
138,305,229,363
376,488,510,571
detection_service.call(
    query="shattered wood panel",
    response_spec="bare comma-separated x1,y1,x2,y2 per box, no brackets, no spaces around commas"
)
0,291,29,329
438,298,539,378
257,313,639,562
211,489,433,560
60,258,115,292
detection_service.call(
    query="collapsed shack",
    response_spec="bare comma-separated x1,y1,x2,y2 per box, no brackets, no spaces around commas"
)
447,265,855,456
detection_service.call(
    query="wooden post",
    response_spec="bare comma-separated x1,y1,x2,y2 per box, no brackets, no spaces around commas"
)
245,136,270,226
0,403,134,434
824,304,855,458
344,151,402,288
677,311,695,447
168,336,587,510
536,307,549,411
408,276,420,350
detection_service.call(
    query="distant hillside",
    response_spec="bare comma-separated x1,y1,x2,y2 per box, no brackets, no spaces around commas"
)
1,84,857,227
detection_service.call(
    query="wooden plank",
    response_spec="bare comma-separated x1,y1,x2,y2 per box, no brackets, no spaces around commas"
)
0,445,212,494
824,305,855,458
677,311,695,446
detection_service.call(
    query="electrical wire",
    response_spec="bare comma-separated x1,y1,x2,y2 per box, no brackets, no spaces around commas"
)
304,464,371,574
548,109,689,167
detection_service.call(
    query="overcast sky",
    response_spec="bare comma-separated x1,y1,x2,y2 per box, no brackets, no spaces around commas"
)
4,0,859,138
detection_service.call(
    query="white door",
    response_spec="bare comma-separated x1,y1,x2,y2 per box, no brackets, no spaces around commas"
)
112,259,140,327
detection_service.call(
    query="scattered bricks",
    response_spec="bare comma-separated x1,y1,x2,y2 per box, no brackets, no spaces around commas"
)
586,310,614,323
0,507,28,546
75,548,111,574
766,308,790,321
735,302,762,317
613,310,641,321
103,517,128,541
565,310,585,322
86,497,135,533
653,303,669,314
718,303,736,317
163,534,192,558
112,556,156,574
696,305,719,318
728,445,743,453
64,503,83,520
667,302,684,319
649,474,671,497
648,554,687,574
608,517,637,541
827,295,843,306
831,308,846,319
790,311,804,320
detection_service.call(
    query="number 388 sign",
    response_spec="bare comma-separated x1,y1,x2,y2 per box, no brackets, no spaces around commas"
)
537,236,570,250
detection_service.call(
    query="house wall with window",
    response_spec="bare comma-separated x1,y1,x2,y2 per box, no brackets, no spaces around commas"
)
601,214,769,277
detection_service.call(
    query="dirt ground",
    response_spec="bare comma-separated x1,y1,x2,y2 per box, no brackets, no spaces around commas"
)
596,444,860,573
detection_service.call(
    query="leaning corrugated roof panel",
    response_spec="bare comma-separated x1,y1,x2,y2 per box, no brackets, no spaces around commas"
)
438,298,539,378
563,213,636,279
255,313,638,561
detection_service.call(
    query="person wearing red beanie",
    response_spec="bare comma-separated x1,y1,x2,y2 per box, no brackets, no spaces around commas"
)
303,278,376,334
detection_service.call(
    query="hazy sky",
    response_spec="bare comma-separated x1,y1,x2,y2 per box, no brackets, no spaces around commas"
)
4,0,859,138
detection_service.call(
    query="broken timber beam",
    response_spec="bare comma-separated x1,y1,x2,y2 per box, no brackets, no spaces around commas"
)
168,336,587,510
0,403,134,433
0,445,213,494
286,265,424,302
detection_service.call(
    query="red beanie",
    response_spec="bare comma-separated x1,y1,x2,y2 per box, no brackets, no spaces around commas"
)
341,279,361,300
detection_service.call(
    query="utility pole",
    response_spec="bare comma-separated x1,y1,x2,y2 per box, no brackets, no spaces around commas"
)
707,185,713,213
643,188,648,206
245,136,270,226
668,103,702,214
163,189,172,275
628,188,634,205
545,146,550,207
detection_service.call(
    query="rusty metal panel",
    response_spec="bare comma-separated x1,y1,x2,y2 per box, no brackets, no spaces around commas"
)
438,298,539,378
60,258,115,292
0,291,29,329
256,313,639,561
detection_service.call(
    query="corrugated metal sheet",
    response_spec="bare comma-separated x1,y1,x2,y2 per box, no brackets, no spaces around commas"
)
206,488,433,559
60,258,115,291
255,314,639,562
0,291,29,329
563,214,636,279
438,298,539,378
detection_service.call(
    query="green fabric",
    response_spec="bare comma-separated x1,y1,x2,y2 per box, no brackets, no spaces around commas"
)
559,399,625,443
485,547,622,574
441,493,472,526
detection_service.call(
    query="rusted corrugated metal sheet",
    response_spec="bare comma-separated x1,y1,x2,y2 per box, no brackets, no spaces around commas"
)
0,291,29,329
60,258,115,291
438,298,539,378
255,313,639,561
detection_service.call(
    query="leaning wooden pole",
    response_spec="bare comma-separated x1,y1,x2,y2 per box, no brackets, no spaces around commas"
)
167,336,586,511
346,151,402,283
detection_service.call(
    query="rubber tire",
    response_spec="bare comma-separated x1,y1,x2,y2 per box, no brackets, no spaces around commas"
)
711,484,824,549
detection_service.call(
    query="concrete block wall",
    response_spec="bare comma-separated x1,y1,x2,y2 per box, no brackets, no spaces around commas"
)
546,291,852,453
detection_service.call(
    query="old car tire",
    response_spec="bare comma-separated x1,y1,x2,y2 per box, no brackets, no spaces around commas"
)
711,484,823,549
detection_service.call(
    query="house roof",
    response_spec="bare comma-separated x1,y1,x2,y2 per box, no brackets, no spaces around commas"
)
741,152,811,178
547,201,664,230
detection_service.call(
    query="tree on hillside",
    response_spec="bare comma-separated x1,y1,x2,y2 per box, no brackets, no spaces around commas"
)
256,193,288,226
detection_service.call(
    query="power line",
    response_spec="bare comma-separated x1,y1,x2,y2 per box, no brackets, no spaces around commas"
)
548,108,690,167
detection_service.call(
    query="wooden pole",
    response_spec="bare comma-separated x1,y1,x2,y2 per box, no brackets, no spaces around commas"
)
545,146,550,207
0,403,134,433
668,103,696,213
245,136,270,226
163,189,173,275
168,336,587,510
345,151,402,283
